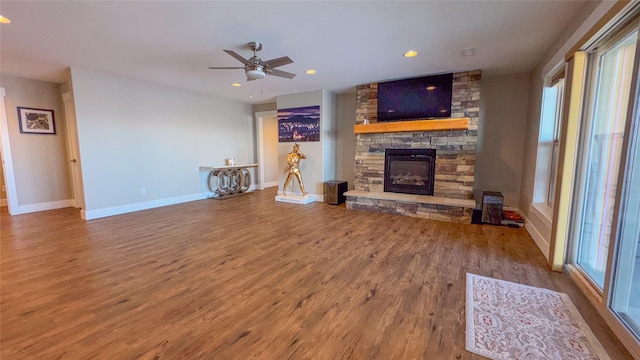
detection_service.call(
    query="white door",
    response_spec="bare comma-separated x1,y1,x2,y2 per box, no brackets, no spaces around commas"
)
262,116,279,188
255,110,278,190
0,87,18,214
62,92,84,209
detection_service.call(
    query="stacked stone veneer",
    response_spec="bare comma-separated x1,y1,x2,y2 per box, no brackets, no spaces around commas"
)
348,70,481,223
346,195,474,223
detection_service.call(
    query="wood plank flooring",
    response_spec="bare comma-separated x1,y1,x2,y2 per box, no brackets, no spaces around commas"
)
0,188,633,359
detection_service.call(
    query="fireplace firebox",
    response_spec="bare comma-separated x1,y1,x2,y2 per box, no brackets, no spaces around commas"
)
384,149,436,196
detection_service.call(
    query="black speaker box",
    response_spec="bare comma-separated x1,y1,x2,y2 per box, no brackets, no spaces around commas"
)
325,181,348,205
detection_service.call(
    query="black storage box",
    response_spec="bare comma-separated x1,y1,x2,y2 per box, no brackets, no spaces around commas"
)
325,181,348,205
481,191,504,225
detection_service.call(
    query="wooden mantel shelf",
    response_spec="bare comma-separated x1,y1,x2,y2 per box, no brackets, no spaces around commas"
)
354,118,469,134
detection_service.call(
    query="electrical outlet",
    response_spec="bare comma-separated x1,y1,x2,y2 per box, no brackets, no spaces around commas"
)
140,187,146,195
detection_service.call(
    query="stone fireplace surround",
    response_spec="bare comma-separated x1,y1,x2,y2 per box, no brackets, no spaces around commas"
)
345,70,481,223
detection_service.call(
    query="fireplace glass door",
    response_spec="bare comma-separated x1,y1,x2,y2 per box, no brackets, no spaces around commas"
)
384,149,436,195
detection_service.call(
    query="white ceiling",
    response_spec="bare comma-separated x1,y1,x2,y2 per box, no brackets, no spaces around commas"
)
0,1,586,104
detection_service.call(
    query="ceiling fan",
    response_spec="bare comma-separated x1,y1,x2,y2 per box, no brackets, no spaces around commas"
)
208,42,296,81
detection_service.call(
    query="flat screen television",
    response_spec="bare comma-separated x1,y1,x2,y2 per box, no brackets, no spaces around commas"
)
377,73,453,122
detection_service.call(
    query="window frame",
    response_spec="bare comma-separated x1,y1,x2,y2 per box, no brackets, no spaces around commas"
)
532,68,566,223
547,78,564,208
568,20,640,293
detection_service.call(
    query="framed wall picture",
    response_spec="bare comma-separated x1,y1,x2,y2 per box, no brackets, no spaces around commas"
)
278,105,320,142
18,107,56,135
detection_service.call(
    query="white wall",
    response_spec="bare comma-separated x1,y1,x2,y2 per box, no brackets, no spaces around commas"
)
70,68,254,216
0,75,72,206
276,90,335,198
476,73,530,207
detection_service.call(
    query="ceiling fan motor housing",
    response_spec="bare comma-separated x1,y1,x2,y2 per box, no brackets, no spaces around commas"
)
209,41,294,80
248,42,263,52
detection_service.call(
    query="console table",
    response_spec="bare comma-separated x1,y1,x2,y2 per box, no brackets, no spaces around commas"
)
199,164,258,199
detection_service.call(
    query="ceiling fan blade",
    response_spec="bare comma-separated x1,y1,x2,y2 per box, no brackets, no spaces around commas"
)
224,50,252,65
268,69,296,79
263,56,293,68
208,66,245,69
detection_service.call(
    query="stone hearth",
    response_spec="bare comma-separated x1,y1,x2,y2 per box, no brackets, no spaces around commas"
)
345,190,475,222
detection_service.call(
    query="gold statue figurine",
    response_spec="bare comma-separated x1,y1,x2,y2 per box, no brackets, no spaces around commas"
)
282,143,307,196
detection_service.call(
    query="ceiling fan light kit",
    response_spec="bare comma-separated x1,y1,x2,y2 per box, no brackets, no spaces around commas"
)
246,68,266,80
208,42,295,81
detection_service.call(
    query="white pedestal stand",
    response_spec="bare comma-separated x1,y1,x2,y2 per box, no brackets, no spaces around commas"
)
275,194,314,204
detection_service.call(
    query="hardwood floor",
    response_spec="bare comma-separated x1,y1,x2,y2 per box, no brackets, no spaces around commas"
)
0,188,633,359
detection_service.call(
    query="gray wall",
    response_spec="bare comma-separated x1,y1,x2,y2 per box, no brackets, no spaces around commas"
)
258,95,354,192
336,92,356,189
476,73,530,207
322,91,337,186
254,102,276,113
0,75,72,206
276,90,335,197
70,68,254,212
336,77,531,206
519,0,602,229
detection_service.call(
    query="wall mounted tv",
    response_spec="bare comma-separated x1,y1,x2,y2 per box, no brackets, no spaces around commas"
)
377,73,453,122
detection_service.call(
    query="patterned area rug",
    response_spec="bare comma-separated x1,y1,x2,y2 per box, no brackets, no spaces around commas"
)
466,273,611,360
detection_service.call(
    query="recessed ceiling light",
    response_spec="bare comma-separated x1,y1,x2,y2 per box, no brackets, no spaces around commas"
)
403,50,418,58
231,83,241,87
426,86,436,91
0,15,12,24
305,69,316,75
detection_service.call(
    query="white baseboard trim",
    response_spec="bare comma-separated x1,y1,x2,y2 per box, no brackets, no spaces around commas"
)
520,211,550,260
11,199,74,215
262,181,279,189
82,193,208,220
0,198,6,207
529,203,553,229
